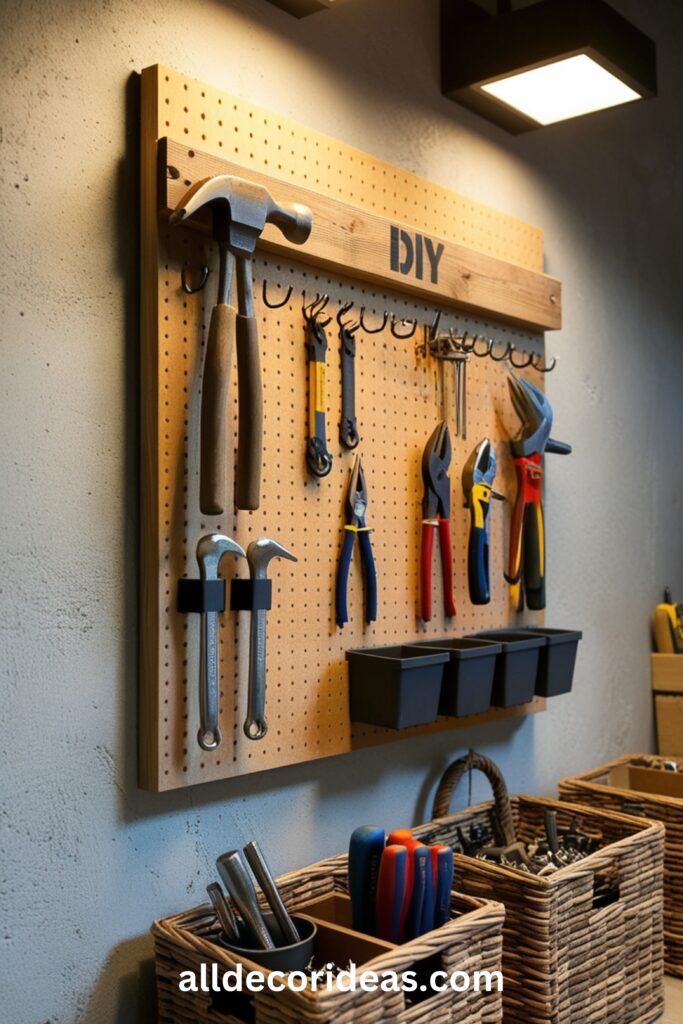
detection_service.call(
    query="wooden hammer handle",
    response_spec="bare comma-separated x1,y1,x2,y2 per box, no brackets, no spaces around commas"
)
235,314,263,511
200,303,235,516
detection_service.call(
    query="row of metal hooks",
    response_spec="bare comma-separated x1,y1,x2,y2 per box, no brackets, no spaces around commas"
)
179,264,421,338
300,290,420,338
421,312,557,373
179,266,555,371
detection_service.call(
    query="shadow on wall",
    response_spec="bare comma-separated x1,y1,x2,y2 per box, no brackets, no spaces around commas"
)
82,934,157,1024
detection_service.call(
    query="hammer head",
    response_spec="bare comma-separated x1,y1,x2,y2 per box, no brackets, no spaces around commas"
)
247,538,297,580
170,174,312,256
197,533,246,579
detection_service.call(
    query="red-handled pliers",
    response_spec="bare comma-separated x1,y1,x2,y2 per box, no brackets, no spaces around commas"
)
420,422,456,621
506,374,571,612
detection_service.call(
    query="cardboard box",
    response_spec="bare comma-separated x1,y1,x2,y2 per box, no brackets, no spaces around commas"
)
651,653,683,693
655,695,683,758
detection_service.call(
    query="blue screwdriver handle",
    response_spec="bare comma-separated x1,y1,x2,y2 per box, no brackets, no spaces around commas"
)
432,847,454,928
336,529,356,627
358,528,378,623
406,847,430,940
420,849,435,935
349,825,385,935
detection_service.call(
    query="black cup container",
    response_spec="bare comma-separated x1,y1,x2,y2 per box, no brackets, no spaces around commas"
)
467,631,545,707
521,627,583,696
408,638,502,717
218,913,316,972
346,645,448,728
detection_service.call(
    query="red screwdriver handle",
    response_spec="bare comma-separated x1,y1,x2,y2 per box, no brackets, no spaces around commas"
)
438,517,456,618
420,522,436,621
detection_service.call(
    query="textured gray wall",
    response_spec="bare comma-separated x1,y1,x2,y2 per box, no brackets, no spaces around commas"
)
1,0,682,1021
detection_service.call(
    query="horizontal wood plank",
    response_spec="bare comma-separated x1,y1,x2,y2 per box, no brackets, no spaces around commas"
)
159,137,561,332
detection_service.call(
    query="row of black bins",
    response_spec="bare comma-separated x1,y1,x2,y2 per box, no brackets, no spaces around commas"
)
347,628,582,730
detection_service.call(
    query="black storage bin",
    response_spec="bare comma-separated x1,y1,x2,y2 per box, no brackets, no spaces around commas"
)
346,645,448,729
409,638,502,717
521,627,582,696
467,631,545,707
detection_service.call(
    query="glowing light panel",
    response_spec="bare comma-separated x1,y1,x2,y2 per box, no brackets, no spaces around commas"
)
481,54,641,125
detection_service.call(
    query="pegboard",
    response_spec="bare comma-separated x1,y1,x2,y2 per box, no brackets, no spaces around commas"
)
140,65,557,792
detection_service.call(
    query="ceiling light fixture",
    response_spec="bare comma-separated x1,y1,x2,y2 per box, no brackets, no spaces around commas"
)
440,0,657,133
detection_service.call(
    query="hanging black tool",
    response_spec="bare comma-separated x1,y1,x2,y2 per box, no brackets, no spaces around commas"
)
303,293,334,477
170,175,312,513
506,373,571,611
336,454,378,627
337,302,361,450
462,439,505,605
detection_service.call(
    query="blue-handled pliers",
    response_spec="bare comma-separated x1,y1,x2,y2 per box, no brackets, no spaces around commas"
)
461,438,505,605
336,455,378,628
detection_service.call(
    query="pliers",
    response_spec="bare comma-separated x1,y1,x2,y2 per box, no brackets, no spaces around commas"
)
336,455,378,627
420,422,456,621
462,439,504,605
506,374,571,612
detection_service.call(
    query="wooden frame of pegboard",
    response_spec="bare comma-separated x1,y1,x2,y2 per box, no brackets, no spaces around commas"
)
139,64,560,792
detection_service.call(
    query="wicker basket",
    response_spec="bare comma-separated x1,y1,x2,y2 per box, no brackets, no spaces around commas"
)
411,752,665,1024
559,752,683,977
153,851,505,1024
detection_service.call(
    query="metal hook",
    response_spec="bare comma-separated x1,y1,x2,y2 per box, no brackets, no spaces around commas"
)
428,310,442,341
489,340,512,362
532,352,557,373
390,314,418,339
181,264,210,294
508,345,534,369
302,291,331,327
262,280,293,309
471,334,493,358
359,307,389,334
337,300,359,331
460,330,476,353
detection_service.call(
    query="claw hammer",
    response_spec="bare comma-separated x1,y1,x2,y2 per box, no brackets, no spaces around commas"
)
170,176,312,513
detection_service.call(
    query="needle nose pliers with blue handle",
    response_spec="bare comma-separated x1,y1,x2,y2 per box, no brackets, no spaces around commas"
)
336,455,378,628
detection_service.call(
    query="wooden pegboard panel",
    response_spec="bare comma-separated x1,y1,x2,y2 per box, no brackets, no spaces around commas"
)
140,65,551,792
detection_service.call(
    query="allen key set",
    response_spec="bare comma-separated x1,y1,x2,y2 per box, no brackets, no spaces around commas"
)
140,66,566,792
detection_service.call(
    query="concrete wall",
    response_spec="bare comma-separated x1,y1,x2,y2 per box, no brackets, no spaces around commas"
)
2,0,682,1020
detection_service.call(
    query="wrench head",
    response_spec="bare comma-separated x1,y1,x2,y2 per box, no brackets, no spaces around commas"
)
247,538,297,579
197,533,246,579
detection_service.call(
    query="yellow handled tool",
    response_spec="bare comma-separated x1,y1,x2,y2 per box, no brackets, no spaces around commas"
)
653,587,683,654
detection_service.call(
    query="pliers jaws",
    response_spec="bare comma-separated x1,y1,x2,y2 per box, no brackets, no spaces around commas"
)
336,455,378,628
462,439,504,502
346,450,368,526
508,373,571,458
420,422,456,621
422,421,452,520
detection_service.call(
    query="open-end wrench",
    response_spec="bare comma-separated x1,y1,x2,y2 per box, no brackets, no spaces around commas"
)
196,534,246,751
244,539,297,740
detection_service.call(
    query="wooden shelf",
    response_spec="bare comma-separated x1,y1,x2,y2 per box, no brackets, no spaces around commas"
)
159,137,561,333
